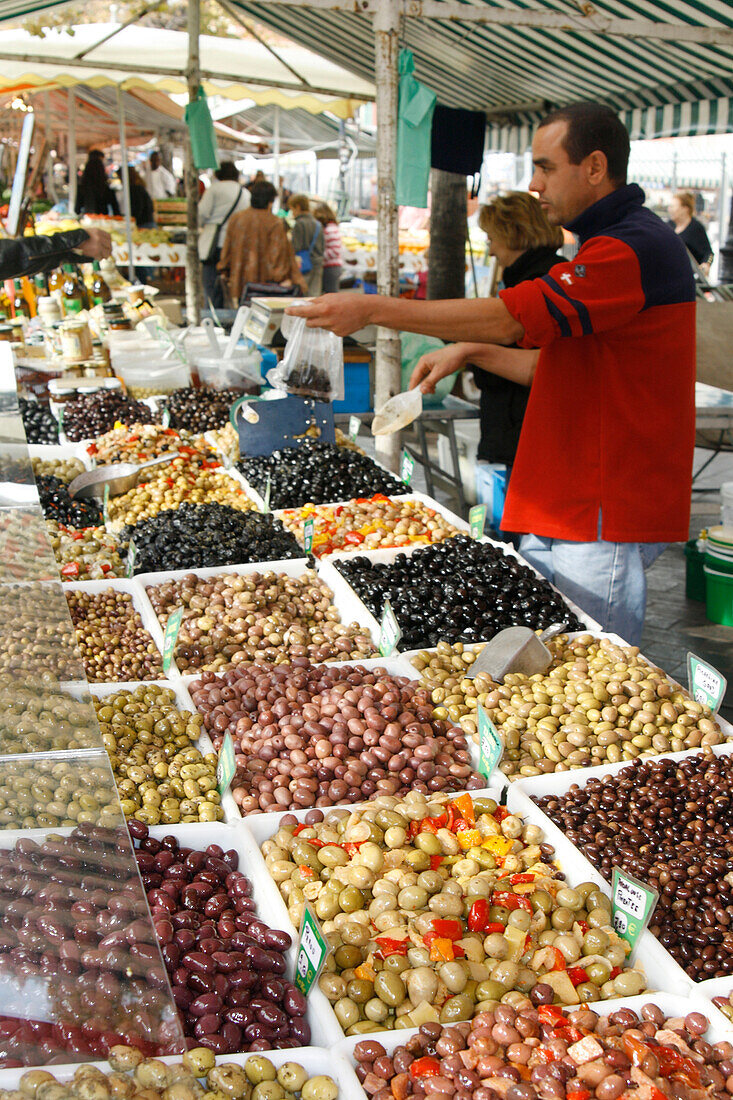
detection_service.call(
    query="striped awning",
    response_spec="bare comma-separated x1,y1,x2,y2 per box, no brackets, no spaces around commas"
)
228,0,733,146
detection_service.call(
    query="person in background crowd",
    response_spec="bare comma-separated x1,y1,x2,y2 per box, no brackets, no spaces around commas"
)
288,102,697,647
198,161,249,310
668,190,713,275
313,202,343,293
125,167,156,229
279,176,292,211
0,227,112,281
290,193,324,296
473,193,564,508
246,170,266,194
147,151,177,201
218,180,304,303
76,150,119,216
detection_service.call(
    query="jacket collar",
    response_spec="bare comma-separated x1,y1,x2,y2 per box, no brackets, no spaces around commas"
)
567,183,646,244
502,245,563,287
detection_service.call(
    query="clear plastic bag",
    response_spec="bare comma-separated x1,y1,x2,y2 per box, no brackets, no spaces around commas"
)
267,314,344,402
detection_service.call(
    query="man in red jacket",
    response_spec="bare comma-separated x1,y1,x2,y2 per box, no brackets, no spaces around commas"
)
286,103,696,645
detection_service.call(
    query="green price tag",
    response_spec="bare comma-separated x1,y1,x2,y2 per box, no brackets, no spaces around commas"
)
294,902,330,997
612,868,658,954
261,473,271,514
348,415,361,442
379,598,402,657
400,449,414,486
303,516,314,554
162,407,171,429
687,652,727,714
102,483,110,525
216,732,236,795
469,504,487,540
57,405,64,434
477,703,503,781
125,539,136,579
162,606,183,673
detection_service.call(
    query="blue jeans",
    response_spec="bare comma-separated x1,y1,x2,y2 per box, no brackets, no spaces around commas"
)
519,531,666,645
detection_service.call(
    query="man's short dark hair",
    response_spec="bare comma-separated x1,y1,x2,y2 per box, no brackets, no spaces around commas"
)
250,180,277,209
215,161,240,182
538,102,630,184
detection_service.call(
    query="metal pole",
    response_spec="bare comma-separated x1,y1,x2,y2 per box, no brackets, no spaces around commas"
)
68,89,77,213
43,90,56,202
373,0,401,473
718,153,727,284
116,87,136,282
273,104,281,208
185,0,202,324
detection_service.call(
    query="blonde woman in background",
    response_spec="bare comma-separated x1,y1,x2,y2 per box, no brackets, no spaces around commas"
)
668,190,713,276
314,202,343,293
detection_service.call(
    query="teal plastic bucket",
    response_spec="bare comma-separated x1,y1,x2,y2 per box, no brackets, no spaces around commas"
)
704,564,733,626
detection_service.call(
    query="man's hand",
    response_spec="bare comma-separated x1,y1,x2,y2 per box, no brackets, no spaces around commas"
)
78,227,113,260
285,292,374,336
409,344,469,394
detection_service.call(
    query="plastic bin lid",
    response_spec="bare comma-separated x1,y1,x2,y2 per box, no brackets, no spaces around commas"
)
707,525,733,547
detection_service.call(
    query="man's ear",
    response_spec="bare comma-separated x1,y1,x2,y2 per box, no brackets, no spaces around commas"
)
585,150,609,186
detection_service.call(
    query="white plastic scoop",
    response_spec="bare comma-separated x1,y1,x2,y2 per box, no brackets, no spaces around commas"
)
202,317,222,357
371,390,423,436
466,622,569,682
224,306,250,360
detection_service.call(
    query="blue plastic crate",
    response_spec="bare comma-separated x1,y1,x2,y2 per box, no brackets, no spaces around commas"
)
333,361,371,414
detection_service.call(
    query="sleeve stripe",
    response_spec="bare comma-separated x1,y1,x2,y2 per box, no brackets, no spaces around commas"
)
542,275,594,336
542,292,572,338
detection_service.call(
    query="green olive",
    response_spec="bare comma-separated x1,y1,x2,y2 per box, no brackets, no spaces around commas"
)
334,944,362,970
334,996,360,1027
440,992,474,1022
374,970,406,1007
276,1067,307,1094
244,1058,277,1086
582,929,610,954
338,886,364,913
347,979,373,1004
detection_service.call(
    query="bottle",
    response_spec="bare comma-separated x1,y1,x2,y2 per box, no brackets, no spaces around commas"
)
34,273,48,299
62,263,85,315
90,261,111,305
12,279,30,320
48,266,65,305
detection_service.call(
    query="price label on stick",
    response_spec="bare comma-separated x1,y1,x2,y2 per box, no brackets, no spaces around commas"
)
294,903,329,996
469,504,486,540
687,652,727,714
161,407,171,429
612,868,658,953
102,483,110,526
216,732,236,795
477,703,503,781
56,405,64,435
125,539,136,579
379,599,401,657
261,473,271,514
162,606,183,673
401,449,414,486
348,415,361,442
303,516,314,554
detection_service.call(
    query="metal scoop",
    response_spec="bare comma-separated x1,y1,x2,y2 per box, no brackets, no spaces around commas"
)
466,622,568,682
68,453,181,501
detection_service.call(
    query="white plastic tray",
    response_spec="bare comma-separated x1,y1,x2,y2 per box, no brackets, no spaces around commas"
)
134,558,381,671
63,577,167,682
335,991,733,1077
0,1046,360,1091
88,678,241,824
146,821,343,1047
28,442,92,467
317,542,599,655
510,742,733,991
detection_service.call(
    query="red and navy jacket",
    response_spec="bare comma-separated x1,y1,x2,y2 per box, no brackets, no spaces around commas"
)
499,183,696,543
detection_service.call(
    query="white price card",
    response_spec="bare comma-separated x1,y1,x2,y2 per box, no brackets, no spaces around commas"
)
687,652,726,714
294,903,329,996
379,599,402,657
612,867,658,954
477,704,503,780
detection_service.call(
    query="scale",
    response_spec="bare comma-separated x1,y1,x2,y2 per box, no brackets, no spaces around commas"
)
243,297,303,347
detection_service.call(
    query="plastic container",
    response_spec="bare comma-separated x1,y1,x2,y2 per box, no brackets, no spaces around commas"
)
685,537,707,601
113,358,191,396
705,563,733,625
333,360,371,414
721,481,733,525
195,349,262,390
475,462,509,532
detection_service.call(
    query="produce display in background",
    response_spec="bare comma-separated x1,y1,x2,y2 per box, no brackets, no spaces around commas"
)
537,752,733,981
0,673,99,756
128,821,311,1053
336,537,583,650
66,587,164,682
352,1005,725,1100
62,391,159,441
189,662,483,814
260,791,646,1033
120,503,302,574
236,440,406,509
410,634,725,771
0,817,183,1065
106,456,257,531
86,424,208,465
0,582,82,679
19,396,59,443
31,455,86,483
145,569,377,672
94,685,223,825
0,509,58,582
46,520,125,580
279,496,461,557
162,388,246,433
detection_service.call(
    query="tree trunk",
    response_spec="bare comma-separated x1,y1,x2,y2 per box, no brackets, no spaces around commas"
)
427,169,467,300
